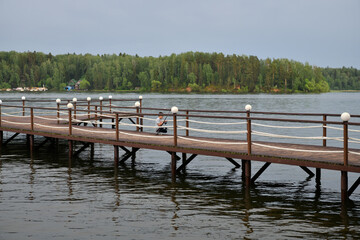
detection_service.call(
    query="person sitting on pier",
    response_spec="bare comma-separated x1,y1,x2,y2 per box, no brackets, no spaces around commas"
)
155,112,167,135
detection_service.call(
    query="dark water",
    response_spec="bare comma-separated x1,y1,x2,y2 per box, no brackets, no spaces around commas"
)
0,92,359,239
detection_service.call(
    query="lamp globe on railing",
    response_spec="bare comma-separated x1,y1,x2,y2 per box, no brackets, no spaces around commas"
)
341,112,351,122
135,101,140,107
108,95,112,100
245,104,252,111
171,106,179,114
56,98,61,103
21,96,26,100
0,100,2,105
67,103,74,109
99,96,103,101
87,97,91,102
139,95,143,100
72,97,77,103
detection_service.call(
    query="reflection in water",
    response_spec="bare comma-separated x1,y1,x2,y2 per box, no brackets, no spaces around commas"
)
67,161,73,199
170,187,179,232
114,168,120,207
242,187,253,235
28,156,35,201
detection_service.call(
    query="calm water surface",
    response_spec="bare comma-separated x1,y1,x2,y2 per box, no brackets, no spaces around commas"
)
0,92,359,239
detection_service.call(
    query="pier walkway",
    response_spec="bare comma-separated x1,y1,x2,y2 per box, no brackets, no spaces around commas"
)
0,96,359,204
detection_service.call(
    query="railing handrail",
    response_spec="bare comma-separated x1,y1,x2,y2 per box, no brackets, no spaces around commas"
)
2,104,360,126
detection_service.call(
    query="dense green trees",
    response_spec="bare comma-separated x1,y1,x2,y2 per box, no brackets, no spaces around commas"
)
0,51,358,93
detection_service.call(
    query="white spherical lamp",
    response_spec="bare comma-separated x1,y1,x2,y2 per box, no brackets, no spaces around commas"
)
87,97,91,102
135,101,140,107
109,95,113,99
72,97,77,102
139,95,143,100
0,100,2,105
67,103,74,109
171,106,179,114
341,112,351,122
99,96,103,101
56,98,61,103
245,104,252,111
21,96,26,100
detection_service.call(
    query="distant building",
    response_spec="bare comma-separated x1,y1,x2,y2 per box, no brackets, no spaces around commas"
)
65,79,82,91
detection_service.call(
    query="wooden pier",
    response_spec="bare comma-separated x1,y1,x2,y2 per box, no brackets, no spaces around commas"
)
0,96,359,204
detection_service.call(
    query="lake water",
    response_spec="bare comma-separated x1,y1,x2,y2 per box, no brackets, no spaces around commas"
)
0,92,359,239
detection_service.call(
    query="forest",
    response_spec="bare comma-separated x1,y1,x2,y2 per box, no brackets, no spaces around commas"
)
0,51,359,93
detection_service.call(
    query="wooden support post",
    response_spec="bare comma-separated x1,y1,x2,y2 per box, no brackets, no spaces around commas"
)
316,115,327,183
166,151,181,160
29,135,34,156
299,166,315,177
341,120,349,203
316,168,321,185
4,132,20,146
341,171,348,204
225,157,240,168
241,159,245,181
322,115,327,147
0,131,3,148
0,105,2,150
73,102,77,120
116,113,119,141
100,100,103,128
22,99,25,116
348,177,360,197
244,160,251,188
139,98,143,132
94,106,98,127
176,154,197,174
171,152,177,181
109,98,112,112
186,110,189,137
136,107,139,132
251,162,271,184
57,103,60,124
68,108,72,135
173,113,177,147
247,111,251,155
30,108,34,131
114,145,119,168
131,147,137,163
343,121,349,166
90,143,94,159
73,142,91,157
87,100,91,119
182,153,187,173
68,140,73,160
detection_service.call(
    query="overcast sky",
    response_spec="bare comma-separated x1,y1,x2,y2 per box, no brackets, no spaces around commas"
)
0,0,359,68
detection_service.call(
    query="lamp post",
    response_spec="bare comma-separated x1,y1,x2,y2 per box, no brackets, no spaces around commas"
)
72,98,77,119
139,96,143,131
171,106,179,147
67,103,73,135
87,97,91,119
341,112,350,203
99,96,103,127
22,96,26,116
0,100,2,128
109,95,113,112
55,98,61,124
244,104,252,188
171,106,179,181
135,101,140,132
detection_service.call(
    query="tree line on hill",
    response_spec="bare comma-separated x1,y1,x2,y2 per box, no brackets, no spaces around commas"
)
0,51,359,93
